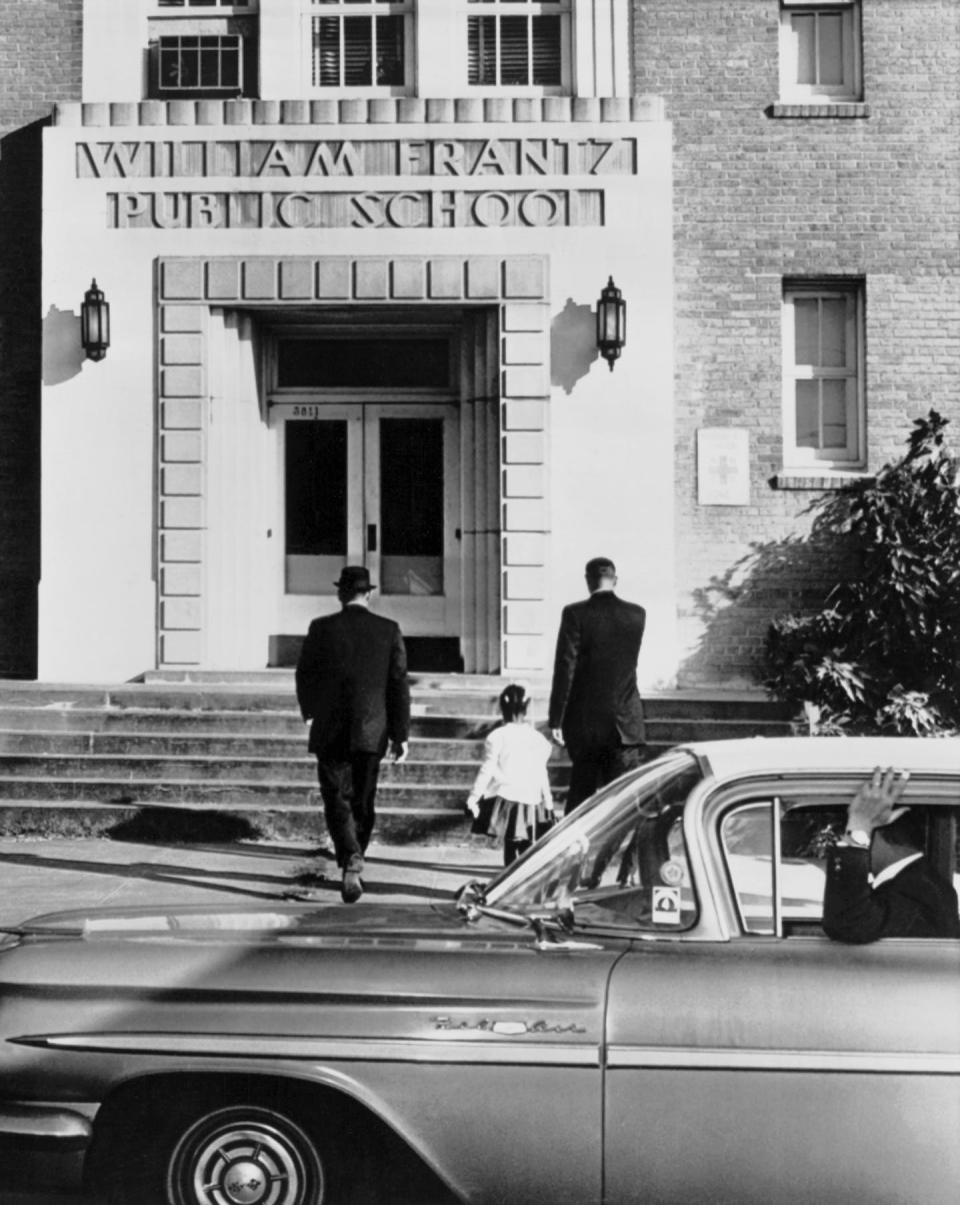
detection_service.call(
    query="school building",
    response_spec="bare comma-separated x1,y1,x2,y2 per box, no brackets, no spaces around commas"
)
1,1,957,688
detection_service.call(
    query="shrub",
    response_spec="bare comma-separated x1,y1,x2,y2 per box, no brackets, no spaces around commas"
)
763,410,960,736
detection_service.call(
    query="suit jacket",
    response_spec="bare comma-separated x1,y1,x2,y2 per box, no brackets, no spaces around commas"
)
295,605,410,758
548,591,646,759
822,846,960,943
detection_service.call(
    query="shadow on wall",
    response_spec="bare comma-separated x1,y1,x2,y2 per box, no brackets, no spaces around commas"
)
42,306,84,385
551,298,598,394
676,521,855,689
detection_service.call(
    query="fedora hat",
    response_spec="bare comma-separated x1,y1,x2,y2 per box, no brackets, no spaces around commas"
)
333,565,375,592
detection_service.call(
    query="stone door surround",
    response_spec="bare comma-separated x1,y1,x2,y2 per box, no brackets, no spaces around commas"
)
156,253,551,672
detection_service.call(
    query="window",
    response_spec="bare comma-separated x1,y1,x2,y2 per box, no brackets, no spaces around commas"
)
782,281,864,468
484,752,702,932
779,2,862,101
309,0,412,90
468,0,570,91
721,795,960,937
149,0,257,98
157,34,243,93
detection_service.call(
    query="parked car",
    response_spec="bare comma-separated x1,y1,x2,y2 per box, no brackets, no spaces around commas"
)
1,737,958,1205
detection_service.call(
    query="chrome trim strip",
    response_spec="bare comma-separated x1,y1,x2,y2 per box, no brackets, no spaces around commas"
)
607,1046,960,1074
16,1033,599,1067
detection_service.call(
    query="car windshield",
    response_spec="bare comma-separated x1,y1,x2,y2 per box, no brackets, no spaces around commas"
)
482,751,703,932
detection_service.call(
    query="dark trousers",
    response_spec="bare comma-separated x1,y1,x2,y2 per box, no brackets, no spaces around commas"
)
315,751,383,869
564,744,644,816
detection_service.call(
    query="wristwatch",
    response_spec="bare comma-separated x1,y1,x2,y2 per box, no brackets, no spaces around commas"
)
844,828,870,848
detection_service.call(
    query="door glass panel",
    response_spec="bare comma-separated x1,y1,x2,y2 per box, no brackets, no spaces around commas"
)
380,417,444,596
285,420,348,594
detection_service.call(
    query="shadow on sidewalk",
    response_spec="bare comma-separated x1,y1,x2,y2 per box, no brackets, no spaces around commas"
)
0,849,287,901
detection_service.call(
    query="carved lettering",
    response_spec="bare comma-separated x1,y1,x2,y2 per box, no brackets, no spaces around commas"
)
432,141,466,176
274,192,311,228
80,137,640,180
257,141,295,176
107,189,599,230
306,141,361,177
589,140,614,175
349,193,385,228
472,139,514,176
80,141,144,178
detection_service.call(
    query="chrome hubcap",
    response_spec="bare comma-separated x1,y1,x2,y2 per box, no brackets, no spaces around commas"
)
169,1109,322,1205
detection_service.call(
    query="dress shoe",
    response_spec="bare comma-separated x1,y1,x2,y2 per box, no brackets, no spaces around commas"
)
341,868,363,903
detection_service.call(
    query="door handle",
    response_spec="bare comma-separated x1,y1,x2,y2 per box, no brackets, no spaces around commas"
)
367,524,378,552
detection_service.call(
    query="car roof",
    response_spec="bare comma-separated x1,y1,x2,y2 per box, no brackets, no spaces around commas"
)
679,736,960,783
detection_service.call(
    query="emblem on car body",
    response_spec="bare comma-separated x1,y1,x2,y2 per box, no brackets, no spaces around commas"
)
432,1016,586,1034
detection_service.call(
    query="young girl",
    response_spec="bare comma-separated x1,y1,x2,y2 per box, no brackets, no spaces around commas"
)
465,683,555,865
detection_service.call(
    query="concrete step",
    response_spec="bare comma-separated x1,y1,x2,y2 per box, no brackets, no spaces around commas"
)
0,681,792,722
0,707,506,741
0,753,568,788
0,730,507,762
0,677,791,840
0,775,466,812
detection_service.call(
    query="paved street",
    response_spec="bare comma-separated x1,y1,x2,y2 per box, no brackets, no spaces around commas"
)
0,833,503,1205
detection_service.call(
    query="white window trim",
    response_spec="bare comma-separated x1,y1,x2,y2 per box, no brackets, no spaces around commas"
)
778,1,862,103
149,1,257,14
781,283,866,471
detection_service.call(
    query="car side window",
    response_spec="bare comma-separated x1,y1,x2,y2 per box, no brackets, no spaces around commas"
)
721,797,960,937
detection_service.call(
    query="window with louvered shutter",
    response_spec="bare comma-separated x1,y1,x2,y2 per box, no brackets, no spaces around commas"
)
467,0,569,91
310,0,410,90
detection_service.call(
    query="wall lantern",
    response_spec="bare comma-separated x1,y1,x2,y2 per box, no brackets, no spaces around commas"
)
80,278,110,362
596,276,626,371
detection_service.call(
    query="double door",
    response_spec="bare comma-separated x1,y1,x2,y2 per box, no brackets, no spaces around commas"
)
278,401,460,640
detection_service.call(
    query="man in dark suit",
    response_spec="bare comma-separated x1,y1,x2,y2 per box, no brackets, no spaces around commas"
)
548,557,647,815
823,766,960,942
295,566,410,903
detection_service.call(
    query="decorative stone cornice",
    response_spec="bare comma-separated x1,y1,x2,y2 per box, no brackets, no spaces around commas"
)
53,95,665,128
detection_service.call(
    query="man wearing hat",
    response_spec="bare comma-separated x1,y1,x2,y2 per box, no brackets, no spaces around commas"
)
295,565,410,902
823,766,960,942
548,557,647,815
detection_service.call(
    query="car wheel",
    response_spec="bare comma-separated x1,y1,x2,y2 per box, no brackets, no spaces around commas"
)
165,1104,326,1205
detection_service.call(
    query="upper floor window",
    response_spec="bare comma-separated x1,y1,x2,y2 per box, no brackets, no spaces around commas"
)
779,2,862,101
149,0,258,97
782,281,865,469
467,0,570,91
309,0,412,91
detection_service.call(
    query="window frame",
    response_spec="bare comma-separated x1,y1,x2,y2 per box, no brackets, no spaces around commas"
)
154,31,245,96
303,0,415,97
781,280,865,471
151,0,257,12
465,0,572,96
779,0,862,102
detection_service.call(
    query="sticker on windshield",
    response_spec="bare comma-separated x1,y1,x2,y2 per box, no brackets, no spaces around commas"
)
651,886,682,924
659,859,685,886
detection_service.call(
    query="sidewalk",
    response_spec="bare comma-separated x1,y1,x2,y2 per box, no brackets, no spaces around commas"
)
0,835,504,927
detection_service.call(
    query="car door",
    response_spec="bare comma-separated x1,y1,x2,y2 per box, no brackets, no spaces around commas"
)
602,783,960,1205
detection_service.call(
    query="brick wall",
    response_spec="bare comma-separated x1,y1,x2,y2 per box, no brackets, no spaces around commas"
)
0,0,82,676
633,0,960,687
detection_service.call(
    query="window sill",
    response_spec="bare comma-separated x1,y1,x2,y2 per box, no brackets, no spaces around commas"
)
767,102,869,119
772,470,872,491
